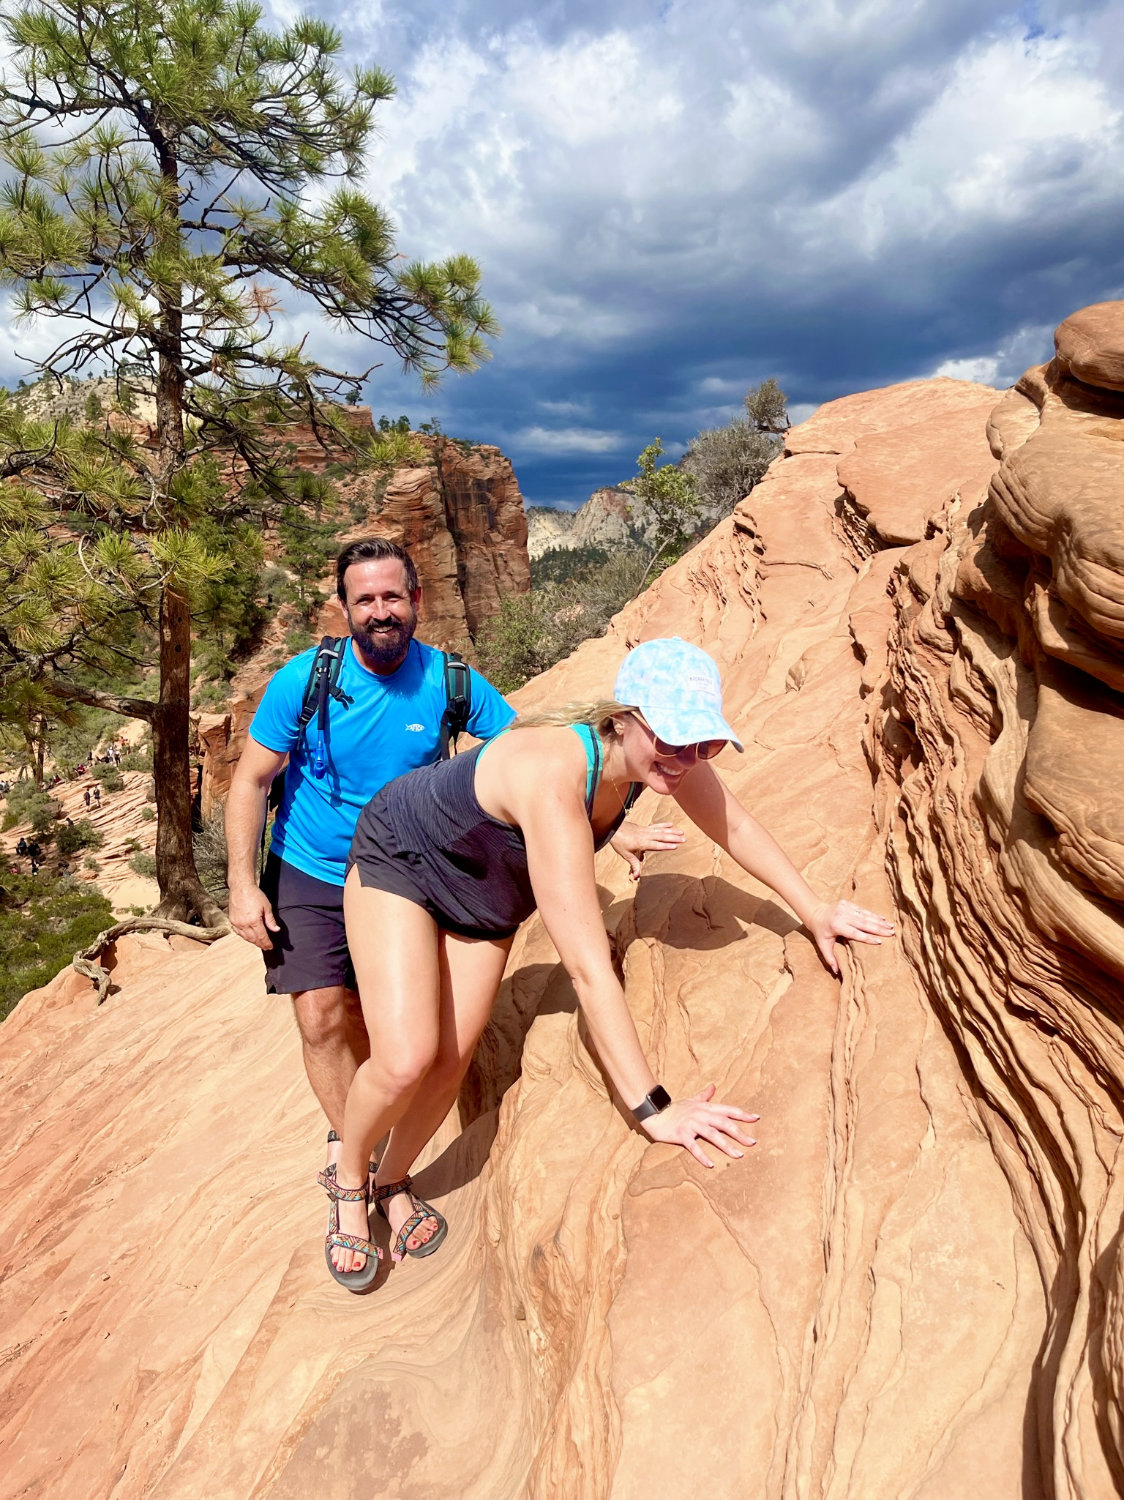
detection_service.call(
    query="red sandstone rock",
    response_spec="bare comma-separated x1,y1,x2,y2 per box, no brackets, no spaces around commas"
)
4,316,1124,1498
1054,300,1124,392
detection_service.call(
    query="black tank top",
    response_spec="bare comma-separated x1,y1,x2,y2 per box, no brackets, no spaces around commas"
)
352,724,637,936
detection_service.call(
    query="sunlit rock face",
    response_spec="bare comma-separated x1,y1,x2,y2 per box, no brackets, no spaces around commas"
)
876,301,1124,1500
2,309,1123,1499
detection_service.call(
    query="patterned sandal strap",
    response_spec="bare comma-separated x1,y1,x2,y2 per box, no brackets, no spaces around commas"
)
327,1231,380,1259
371,1175,413,1206
317,1164,368,1202
393,1201,439,1260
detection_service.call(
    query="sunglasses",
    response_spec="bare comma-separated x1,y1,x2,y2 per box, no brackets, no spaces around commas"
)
632,715,726,762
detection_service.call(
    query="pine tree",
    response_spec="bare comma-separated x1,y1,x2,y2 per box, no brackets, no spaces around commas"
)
0,0,497,923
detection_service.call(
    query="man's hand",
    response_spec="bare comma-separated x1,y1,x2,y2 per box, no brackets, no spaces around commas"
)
609,819,685,881
228,884,281,951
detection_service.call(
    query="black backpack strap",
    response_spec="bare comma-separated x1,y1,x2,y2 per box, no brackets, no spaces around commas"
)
439,651,473,760
265,639,354,846
297,637,353,733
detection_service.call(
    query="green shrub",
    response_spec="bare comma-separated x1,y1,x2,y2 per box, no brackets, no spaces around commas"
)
682,377,788,518
83,855,100,872
120,747,151,772
140,806,155,822
365,428,427,470
476,547,650,694
56,819,104,857
1,780,44,831
531,544,609,588
193,682,229,711
92,765,125,791
0,873,113,1022
30,798,63,841
682,419,780,515
2,786,59,836
129,852,157,878
285,626,315,655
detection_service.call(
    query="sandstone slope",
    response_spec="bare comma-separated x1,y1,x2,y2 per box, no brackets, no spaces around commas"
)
3,310,1124,1499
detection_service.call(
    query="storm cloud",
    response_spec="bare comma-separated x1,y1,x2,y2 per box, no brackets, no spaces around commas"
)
5,0,1123,506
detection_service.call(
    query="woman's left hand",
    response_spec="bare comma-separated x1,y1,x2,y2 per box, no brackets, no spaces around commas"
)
808,900,896,975
640,1084,759,1167
609,819,685,880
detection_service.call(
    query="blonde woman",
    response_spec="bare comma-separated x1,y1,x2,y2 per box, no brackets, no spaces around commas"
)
321,638,894,1290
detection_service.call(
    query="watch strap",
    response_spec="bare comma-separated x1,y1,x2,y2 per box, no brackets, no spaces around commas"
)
631,1084,672,1122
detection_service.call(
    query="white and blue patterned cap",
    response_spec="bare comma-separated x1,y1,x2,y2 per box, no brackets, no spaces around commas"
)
614,638,744,751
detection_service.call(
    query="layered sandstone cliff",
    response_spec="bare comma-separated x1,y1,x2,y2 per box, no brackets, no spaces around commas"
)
3,307,1123,1499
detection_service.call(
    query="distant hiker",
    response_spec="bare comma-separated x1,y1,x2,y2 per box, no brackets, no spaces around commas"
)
324,639,895,1290
16,836,27,856
26,840,41,862
92,786,101,807
226,538,672,1189
84,787,92,808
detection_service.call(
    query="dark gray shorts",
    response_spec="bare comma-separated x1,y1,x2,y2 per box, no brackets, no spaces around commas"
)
261,852,356,995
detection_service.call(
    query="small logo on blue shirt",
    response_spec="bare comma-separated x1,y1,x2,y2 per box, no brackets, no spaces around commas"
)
405,723,425,732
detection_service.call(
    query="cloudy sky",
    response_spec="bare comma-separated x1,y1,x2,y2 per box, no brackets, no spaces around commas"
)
5,0,1124,507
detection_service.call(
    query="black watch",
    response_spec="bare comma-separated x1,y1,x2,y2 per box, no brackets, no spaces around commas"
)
631,1085,672,1122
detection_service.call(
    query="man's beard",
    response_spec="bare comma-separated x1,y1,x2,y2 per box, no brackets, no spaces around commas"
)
349,608,418,669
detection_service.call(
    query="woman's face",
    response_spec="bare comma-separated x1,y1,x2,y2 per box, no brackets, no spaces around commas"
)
617,712,716,794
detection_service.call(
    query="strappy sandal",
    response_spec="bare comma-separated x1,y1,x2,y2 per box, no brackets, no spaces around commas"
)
372,1175,449,1262
317,1164,381,1292
326,1130,377,1191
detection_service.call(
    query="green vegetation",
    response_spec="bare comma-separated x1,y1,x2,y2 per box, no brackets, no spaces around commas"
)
0,0,496,923
531,544,610,588
0,872,113,1021
477,547,648,695
683,377,789,515
129,852,158,878
276,504,339,623
55,818,104,857
91,765,125,792
630,438,703,588
482,381,788,693
2,780,49,831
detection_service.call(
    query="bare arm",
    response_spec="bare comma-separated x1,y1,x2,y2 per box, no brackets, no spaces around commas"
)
672,764,894,973
510,746,756,1165
225,735,288,950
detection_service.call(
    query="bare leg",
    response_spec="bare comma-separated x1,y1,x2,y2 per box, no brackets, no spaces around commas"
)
377,928,512,1256
291,985,370,1166
332,875,444,1274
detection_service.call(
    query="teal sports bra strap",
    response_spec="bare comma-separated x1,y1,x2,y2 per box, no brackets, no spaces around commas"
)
574,722,600,815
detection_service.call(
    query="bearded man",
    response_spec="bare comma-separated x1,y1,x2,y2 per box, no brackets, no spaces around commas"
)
226,538,516,1177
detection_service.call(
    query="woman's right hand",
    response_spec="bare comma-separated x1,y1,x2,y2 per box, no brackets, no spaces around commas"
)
640,1083,759,1167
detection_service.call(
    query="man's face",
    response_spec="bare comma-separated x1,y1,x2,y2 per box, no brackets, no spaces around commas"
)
341,557,420,672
